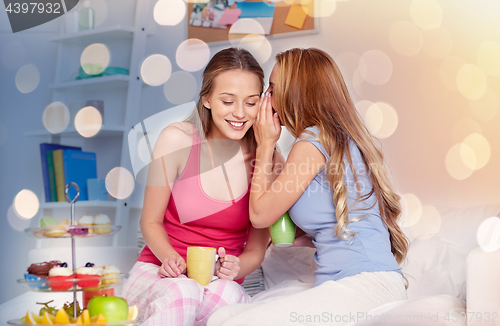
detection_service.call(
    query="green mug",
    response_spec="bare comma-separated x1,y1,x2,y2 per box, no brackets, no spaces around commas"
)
270,212,296,247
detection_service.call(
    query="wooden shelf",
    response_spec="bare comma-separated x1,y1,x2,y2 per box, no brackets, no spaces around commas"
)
25,125,126,138
49,25,137,45
40,201,119,209
50,74,131,92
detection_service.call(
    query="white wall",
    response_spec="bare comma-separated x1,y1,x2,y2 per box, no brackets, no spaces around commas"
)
1,0,499,305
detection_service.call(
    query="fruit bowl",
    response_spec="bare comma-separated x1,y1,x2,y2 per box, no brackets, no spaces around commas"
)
17,273,129,292
25,225,121,238
6,318,141,326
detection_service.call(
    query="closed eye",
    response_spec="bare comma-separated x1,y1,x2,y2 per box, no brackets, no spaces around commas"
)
222,101,233,105
247,102,257,106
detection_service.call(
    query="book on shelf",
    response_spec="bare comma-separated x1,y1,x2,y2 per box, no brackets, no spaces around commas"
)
53,149,66,202
46,151,57,202
39,143,81,202
63,149,97,201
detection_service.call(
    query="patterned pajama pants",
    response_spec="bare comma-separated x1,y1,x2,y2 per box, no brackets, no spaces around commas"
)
122,262,250,326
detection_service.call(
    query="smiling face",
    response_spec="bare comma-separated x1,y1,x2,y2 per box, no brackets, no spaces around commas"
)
203,69,262,141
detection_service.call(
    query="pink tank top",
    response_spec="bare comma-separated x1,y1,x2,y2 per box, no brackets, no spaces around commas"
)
138,126,252,284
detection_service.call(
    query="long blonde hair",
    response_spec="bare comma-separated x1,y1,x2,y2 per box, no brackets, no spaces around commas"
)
274,48,408,265
185,47,264,152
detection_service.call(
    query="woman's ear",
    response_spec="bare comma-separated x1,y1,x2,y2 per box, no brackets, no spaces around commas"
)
202,96,211,109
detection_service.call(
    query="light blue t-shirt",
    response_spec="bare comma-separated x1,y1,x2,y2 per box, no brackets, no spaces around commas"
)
289,126,402,286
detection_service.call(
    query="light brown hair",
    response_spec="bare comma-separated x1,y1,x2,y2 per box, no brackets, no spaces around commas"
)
274,48,408,265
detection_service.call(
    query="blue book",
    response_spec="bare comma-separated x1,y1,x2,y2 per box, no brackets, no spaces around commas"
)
39,143,81,202
62,149,97,201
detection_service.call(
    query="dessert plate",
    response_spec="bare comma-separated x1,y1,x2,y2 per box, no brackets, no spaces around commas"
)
25,225,121,238
7,318,141,326
17,273,129,292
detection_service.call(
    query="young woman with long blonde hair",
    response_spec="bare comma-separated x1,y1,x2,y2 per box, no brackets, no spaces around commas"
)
212,48,409,325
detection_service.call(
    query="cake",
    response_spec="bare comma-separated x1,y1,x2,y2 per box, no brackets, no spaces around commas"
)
43,225,67,237
76,262,101,289
78,215,94,234
94,214,111,234
25,260,62,289
47,262,74,291
100,265,120,285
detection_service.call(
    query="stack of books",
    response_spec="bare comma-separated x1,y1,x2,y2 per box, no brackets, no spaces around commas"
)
40,143,97,202
241,265,265,297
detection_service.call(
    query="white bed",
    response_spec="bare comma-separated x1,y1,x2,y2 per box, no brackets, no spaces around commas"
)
1,204,499,326
208,203,500,326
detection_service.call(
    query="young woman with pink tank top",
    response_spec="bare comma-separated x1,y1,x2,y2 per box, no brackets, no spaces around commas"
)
122,48,284,326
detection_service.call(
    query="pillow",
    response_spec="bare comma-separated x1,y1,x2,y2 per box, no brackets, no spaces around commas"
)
401,203,500,300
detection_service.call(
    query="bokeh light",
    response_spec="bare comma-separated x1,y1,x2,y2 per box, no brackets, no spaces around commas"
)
163,71,198,104
238,34,272,64
477,41,500,76
446,143,474,180
400,193,423,228
364,102,398,139
74,106,103,138
13,189,39,219
461,133,490,171
456,64,487,100
409,205,441,240
476,217,500,252
469,88,498,122
7,205,31,232
176,39,210,72
358,50,393,85
80,43,110,76
43,102,70,134
228,19,265,45
354,100,373,118
106,167,135,199
410,0,443,30
309,0,336,18
451,118,482,144
389,21,422,57
422,27,452,59
154,0,186,26
141,54,172,86
15,64,40,94
440,56,467,92
1,41,26,70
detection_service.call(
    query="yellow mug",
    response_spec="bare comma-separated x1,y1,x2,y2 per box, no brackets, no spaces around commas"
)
186,247,219,286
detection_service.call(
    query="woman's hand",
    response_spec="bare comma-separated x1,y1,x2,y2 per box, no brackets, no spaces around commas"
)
157,253,186,278
215,247,240,281
293,227,316,248
254,92,281,149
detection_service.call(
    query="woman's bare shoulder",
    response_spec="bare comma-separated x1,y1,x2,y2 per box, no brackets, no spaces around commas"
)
154,122,195,154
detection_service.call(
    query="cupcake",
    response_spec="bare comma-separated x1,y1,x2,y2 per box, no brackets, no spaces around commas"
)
76,262,101,289
25,260,62,289
47,263,74,291
94,214,111,234
77,215,94,234
100,265,120,285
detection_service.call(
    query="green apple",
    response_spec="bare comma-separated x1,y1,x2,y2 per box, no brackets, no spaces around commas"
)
87,295,129,324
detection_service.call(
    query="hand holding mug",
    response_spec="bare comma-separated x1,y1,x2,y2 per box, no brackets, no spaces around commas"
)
158,253,186,278
215,247,240,281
